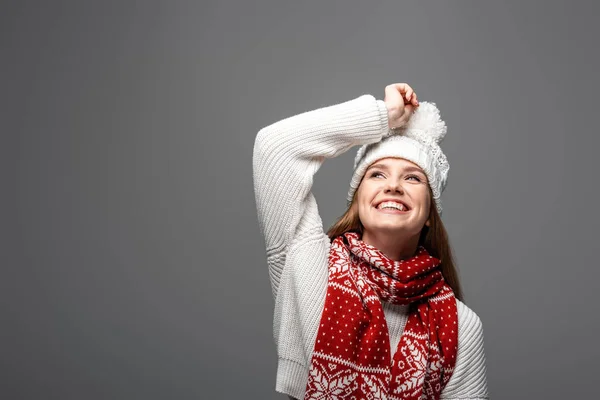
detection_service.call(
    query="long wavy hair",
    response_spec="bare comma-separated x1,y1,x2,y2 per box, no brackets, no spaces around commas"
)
326,183,464,301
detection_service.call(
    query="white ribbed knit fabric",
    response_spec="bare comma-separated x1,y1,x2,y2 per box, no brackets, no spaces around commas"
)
253,95,489,400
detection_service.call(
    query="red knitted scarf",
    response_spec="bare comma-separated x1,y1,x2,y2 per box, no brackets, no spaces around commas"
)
304,232,458,400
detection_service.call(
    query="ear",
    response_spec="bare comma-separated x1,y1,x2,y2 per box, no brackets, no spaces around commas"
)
425,218,431,227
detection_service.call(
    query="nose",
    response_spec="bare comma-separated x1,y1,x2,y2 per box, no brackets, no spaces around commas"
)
384,180,404,194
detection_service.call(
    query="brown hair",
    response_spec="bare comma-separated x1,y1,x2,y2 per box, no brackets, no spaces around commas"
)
326,186,464,301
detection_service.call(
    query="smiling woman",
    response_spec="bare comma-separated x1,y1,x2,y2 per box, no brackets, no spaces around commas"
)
252,83,488,400
327,155,464,309
357,158,433,261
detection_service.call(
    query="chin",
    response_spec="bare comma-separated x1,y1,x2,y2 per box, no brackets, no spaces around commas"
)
369,223,409,234
370,219,425,235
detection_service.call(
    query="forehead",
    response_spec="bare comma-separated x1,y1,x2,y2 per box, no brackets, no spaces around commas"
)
366,157,424,173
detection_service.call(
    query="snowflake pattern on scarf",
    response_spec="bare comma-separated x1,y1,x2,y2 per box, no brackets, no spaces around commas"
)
304,232,458,400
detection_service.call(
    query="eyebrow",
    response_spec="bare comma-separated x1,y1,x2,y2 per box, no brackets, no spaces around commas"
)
366,163,426,176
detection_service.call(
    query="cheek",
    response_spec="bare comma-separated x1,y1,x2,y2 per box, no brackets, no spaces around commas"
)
420,191,432,215
359,184,378,204
357,181,377,199
356,186,373,217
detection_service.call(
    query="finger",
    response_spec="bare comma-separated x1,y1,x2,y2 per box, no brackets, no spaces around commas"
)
388,83,406,99
412,93,419,106
392,83,413,96
385,85,403,105
391,82,411,91
399,104,415,125
396,83,415,104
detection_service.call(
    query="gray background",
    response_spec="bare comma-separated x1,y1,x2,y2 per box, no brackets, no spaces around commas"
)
3,1,599,399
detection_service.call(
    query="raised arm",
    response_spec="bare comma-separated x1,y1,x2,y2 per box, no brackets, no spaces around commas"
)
252,94,389,297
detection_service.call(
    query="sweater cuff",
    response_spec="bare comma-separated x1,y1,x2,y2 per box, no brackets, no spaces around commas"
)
275,358,308,400
376,99,391,136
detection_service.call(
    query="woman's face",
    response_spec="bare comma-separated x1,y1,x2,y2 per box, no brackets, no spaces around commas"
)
356,157,431,238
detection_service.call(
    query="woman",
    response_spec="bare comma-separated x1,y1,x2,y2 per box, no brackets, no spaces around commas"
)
252,83,488,399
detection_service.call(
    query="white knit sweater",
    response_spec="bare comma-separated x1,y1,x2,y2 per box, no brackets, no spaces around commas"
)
252,95,489,400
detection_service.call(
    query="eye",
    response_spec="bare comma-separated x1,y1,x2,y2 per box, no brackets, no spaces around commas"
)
369,171,385,178
407,174,422,182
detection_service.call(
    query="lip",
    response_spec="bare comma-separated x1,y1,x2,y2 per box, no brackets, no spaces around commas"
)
375,207,410,215
374,198,411,212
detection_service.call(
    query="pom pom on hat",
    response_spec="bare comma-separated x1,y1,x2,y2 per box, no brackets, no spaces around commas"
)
400,101,447,142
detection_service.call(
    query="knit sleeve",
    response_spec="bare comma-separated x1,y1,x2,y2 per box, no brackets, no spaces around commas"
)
440,300,490,399
252,95,389,297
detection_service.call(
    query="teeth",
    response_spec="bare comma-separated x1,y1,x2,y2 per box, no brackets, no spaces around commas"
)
377,201,406,211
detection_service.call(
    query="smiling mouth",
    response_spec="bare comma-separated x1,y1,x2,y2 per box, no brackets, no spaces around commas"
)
375,200,410,213
375,207,410,214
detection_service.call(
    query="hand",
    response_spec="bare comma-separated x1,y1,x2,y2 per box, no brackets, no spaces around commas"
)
384,83,419,129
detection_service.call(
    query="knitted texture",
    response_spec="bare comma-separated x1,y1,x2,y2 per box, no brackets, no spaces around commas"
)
252,95,489,400
347,102,450,215
305,232,457,400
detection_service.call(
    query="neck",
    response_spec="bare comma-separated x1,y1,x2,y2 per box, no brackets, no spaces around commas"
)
361,229,420,261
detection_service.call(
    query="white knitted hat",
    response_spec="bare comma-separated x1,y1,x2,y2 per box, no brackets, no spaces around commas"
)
347,101,450,215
